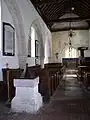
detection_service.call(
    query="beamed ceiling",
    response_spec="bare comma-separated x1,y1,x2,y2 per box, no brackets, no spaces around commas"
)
30,0,90,32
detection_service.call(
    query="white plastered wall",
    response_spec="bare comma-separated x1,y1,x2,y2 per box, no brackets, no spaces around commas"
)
17,0,52,67
52,30,89,62
0,0,19,81
85,29,90,57
0,0,52,81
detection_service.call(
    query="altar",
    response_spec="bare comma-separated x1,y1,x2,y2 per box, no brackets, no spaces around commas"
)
62,58,78,69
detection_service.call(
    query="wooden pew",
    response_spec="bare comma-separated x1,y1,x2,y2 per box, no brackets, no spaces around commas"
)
2,67,22,101
81,67,90,90
83,71,90,89
0,81,4,101
25,63,65,101
39,63,65,100
44,63,65,79
77,65,90,90
1,63,65,102
77,66,87,81
40,68,58,100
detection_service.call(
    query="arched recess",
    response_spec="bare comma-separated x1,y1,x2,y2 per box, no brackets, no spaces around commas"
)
4,0,26,68
28,18,45,67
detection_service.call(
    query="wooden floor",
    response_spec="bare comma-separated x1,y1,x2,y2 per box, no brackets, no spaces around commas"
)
0,69,90,120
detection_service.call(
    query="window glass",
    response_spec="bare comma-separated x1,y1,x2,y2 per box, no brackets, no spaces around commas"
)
65,47,78,58
31,27,35,57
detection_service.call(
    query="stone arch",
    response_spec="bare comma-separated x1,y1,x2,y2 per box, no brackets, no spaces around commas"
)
4,0,26,68
28,18,45,67
29,18,44,57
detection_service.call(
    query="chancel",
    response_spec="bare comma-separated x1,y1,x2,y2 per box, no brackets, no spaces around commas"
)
0,0,90,119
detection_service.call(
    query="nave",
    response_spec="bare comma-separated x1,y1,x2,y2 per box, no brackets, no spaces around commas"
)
0,69,90,120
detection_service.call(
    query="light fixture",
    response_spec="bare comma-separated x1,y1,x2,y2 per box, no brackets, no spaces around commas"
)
71,7,74,11
68,0,75,56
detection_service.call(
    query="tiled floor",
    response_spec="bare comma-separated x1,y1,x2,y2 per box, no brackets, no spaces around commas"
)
0,69,90,120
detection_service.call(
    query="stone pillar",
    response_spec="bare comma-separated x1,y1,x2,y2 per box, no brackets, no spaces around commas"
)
11,77,43,113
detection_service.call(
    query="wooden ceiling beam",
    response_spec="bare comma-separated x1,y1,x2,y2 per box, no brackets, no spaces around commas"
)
35,7,51,30
73,0,90,18
51,27,89,32
34,0,67,6
47,17,90,23
48,2,65,20
43,4,53,16
46,3,57,19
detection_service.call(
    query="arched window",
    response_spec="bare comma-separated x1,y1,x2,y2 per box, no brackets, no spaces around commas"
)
65,47,78,58
31,26,35,57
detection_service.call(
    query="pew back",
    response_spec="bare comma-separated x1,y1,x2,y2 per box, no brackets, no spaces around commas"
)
2,68,22,101
24,63,65,100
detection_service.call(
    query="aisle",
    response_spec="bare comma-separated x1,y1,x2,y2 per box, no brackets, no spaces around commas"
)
0,69,90,120
51,69,84,101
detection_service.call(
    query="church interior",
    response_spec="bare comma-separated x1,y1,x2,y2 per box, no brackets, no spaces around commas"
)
0,0,90,119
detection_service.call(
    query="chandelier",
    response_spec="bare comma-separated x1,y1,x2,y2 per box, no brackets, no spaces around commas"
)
68,5,75,56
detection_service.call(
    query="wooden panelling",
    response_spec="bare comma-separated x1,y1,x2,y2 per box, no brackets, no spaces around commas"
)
1,68,22,101
77,57,90,90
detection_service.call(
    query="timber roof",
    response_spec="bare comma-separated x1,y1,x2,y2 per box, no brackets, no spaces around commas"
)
30,0,90,32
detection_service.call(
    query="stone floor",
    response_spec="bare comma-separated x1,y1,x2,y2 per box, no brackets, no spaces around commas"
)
0,69,90,120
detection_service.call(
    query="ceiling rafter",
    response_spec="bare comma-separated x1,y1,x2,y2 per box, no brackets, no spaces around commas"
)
34,0,67,6
42,0,67,20
48,2,65,20
43,4,54,16
46,3,58,19
73,1,90,16
80,0,90,8
48,5,60,20
47,17,90,23
73,5,90,18
30,0,90,32
38,4,47,13
51,8,64,20
49,8,63,20
51,27,89,32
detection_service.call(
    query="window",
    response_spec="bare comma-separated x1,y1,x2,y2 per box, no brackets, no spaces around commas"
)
65,47,78,58
31,26,35,57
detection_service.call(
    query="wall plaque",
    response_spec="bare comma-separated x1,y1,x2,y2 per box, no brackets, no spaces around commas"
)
3,22,15,56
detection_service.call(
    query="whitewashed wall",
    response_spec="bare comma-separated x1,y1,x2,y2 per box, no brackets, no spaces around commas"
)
1,0,19,67
0,0,52,81
52,30,89,62
16,0,52,67
0,0,19,81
